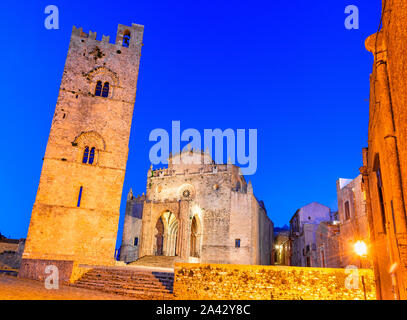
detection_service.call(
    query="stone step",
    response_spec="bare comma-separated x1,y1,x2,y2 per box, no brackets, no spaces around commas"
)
128,255,176,268
72,282,173,299
83,272,174,283
80,276,173,288
71,267,175,298
89,268,174,278
87,271,174,280
78,274,172,285
74,280,171,293
73,283,172,296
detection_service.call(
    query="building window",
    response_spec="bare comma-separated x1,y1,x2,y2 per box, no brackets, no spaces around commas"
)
82,147,89,164
122,30,131,47
235,239,241,248
376,166,387,234
77,186,83,207
95,81,102,96
88,147,95,164
102,82,109,97
134,237,139,246
82,147,96,165
344,201,350,220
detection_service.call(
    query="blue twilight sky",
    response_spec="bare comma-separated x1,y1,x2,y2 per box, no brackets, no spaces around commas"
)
0,1,381,246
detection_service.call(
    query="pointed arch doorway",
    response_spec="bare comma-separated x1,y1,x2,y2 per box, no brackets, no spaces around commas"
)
190,215,202,258
153,211,179,256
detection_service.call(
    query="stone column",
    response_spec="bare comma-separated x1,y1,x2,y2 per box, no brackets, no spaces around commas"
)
139,202,152,257
177,200,191,261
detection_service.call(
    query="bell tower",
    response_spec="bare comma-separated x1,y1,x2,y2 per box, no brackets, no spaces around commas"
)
21,23,144,273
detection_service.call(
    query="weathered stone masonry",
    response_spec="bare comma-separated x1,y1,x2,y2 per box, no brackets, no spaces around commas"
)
174,263,376,300
361,0,407,300
120,150,274,266
20,23,144,279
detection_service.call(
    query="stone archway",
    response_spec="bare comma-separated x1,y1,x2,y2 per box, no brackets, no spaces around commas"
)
153,211,179,256
190,215,202,258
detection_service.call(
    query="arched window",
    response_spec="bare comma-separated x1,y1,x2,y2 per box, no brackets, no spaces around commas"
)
82,147,89,164
82,146,96,165
102,82,109,97
89,147,95,164
122,30,131,47
344,201,350,220
95,81,102,96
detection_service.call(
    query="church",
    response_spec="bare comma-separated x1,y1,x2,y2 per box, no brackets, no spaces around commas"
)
19,22,273,280
119,149,274,266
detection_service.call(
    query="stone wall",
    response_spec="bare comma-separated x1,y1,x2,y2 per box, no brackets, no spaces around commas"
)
18,259,75,284
0,239,25,269
336,175,372,269
362,0,407,299
174,263,376,300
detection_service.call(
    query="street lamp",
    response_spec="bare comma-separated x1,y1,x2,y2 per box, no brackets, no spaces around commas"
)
354,240,368,257
354,240,368,300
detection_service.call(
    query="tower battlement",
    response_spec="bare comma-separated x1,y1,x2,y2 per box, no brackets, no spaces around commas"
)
71,23,144,51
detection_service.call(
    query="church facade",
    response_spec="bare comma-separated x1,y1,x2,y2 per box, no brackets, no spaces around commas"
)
120,150,274,265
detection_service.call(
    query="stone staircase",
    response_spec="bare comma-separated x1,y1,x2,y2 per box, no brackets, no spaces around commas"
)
70,266,174,299
128,255,176,269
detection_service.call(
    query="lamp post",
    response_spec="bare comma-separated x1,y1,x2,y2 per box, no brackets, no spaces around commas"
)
354,240,368,300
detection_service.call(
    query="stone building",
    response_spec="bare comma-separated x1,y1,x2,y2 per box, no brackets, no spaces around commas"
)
336,175,372,269
0,238,25,270
120,150,274,266
315,221,340,268
361,0,407,300
289,202,332,267
21,23,144,274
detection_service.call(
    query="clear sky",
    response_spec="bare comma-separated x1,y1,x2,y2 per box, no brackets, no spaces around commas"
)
1,1,381,247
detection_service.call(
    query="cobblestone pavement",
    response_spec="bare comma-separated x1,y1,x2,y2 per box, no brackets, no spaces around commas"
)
0,274,142,300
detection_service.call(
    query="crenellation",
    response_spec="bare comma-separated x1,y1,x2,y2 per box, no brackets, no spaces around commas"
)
88,31,97,40
101,35,110,43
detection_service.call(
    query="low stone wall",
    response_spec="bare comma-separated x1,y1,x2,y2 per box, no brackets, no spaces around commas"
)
174,263,376,300
18,259,75,284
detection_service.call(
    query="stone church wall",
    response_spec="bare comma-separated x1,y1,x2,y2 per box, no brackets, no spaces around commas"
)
124,157,274,266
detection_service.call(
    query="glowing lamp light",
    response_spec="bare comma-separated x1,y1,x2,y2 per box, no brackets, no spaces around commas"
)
354,240,368,257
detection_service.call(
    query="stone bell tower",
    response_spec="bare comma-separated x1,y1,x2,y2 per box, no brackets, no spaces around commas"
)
21,23,144,277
